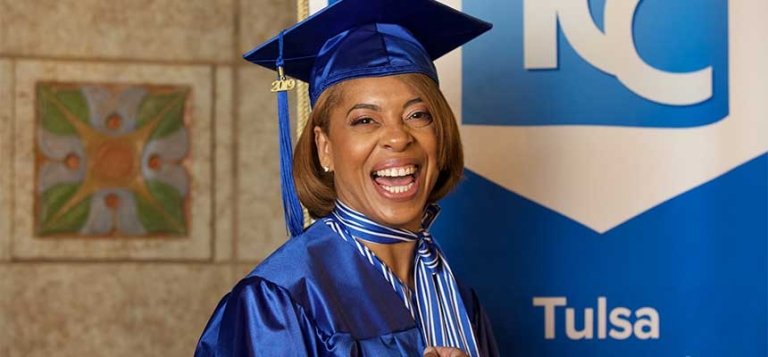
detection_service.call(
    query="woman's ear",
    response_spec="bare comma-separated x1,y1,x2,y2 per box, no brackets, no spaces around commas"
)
314,126,333,173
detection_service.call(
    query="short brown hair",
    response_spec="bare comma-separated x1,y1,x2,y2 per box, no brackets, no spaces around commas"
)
293,73,464,218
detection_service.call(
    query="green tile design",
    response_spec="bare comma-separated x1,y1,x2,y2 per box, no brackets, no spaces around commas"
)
35,82,192,237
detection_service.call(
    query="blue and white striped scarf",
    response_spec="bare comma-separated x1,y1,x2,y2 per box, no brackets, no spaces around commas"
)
325,201,479,356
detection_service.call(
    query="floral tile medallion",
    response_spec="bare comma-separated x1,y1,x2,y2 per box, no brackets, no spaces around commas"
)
35,82,192,237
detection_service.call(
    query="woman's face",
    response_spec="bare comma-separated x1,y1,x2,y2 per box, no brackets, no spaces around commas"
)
315,75,439,231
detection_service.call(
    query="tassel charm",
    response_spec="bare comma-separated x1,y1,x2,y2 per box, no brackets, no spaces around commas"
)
271,66,296,92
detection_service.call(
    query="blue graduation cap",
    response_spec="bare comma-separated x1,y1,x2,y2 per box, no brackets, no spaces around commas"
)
243,0,492,237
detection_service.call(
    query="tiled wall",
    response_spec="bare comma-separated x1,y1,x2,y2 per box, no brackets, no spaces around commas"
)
0,0,295,355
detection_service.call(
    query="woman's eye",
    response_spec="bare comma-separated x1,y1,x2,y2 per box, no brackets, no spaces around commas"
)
351,117,375,126
406,111,433,127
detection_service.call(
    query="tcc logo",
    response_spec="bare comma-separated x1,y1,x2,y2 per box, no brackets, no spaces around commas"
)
461,0,729,127
523,0,711,106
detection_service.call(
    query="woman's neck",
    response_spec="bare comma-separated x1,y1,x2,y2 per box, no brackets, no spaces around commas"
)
360,240,417,289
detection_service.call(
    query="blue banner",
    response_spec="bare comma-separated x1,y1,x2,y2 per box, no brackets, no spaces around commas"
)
432,0,768,355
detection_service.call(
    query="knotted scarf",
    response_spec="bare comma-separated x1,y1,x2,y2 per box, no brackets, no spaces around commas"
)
326,200,479,356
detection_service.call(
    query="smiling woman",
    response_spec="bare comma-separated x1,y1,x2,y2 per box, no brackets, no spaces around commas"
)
195,0,497,356
294,74,463,230
316,76,440,232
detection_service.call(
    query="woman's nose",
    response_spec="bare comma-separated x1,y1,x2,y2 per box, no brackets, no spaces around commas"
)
379,122,414,151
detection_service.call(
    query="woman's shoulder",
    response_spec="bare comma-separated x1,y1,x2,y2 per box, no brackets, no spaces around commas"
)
242,219,340,287
233,219,370,316
197,272,424,356
227,218,418,338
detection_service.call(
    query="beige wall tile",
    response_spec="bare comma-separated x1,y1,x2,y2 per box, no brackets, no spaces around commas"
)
235,66,288,261
0,264,9,356
237,0,300,262
12,60,213,260
233,262,258,280
214,66,234,261
238,0,296,55
0,0,235,63
0,263,235,357
0,60,11,261
0,2,7,54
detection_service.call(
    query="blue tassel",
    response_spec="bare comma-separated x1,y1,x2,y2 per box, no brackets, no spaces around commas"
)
276,31,304,237
277,89,303,237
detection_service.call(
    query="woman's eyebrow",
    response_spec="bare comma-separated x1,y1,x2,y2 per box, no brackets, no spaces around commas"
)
403,97,423,109
346,103,380,116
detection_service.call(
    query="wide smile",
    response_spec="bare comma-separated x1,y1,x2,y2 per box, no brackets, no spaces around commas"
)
370,164,420,201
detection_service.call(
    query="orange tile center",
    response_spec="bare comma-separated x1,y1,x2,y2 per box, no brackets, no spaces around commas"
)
92,140,137,185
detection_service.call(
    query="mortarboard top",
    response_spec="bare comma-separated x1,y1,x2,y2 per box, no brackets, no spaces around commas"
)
244,0,492,104
242,0,492,237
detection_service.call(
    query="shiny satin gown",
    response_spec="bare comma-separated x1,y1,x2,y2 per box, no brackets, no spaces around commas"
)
195,219,499,356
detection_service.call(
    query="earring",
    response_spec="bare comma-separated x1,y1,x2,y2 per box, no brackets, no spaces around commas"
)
322,166,330,173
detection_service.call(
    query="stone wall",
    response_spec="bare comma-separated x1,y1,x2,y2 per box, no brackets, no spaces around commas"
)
0,0,295,355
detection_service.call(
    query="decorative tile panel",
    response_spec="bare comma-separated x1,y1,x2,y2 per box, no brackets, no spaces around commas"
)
35,82,191,238
13,60,212,260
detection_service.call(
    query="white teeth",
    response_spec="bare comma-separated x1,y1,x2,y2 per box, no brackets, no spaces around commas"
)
381,182,415,194
374,165,416,177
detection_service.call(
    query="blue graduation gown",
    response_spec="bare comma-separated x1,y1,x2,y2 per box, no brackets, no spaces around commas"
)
195,220,499,356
